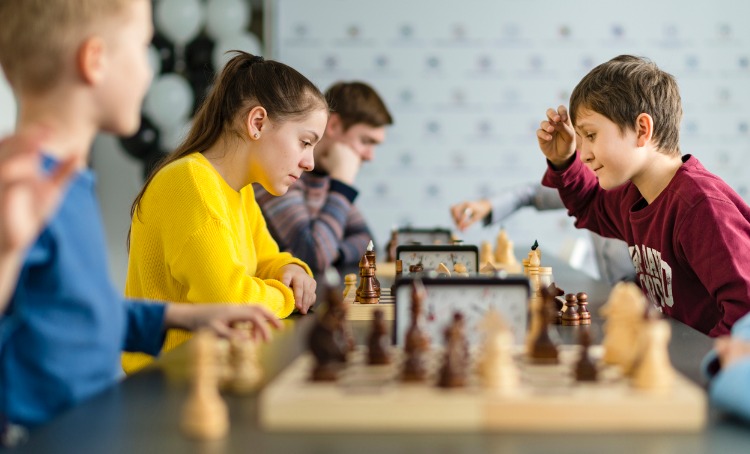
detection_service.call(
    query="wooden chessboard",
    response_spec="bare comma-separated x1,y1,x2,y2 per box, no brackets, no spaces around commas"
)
346,289,394,321
259,346,706,432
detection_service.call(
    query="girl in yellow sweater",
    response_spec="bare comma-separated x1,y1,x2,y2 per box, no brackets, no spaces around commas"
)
122,52,328,373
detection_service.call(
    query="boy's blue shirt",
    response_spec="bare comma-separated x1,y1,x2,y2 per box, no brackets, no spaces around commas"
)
703,312,750,423
0,155,166,427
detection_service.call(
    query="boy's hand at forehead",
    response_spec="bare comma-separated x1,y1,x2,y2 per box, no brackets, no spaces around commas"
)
0,128,77,256
537,105,577,169
278,264,317,314
318,142,362,186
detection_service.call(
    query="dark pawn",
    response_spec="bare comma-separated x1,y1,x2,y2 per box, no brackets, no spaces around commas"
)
309,270,350,381
529,286,559,364
402,280,430,382
576,292,591,325
437,322,467,388
562,293,581,326
575,329,598,382
367,310,391,365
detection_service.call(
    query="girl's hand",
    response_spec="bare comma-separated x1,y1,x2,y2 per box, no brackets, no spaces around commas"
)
278,264,317,314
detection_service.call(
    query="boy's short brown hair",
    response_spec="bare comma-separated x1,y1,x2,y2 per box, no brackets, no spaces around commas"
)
0,0,134,93
325,81,394,130
569,55,682,155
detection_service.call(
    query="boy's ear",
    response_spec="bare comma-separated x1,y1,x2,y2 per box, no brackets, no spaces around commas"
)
635,113,654,147
325,112,344,138
77,37,106,85
245,106,268,138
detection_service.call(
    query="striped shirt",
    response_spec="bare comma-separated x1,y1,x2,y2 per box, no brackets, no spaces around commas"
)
254,171,373,275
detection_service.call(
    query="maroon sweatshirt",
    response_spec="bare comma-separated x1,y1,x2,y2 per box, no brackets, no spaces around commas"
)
543,153,750,336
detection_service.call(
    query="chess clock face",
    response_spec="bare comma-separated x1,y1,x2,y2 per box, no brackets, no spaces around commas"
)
392,276,530,347
396,227,453,246
396,244,479,274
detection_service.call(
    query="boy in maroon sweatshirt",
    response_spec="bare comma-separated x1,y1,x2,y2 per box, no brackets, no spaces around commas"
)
537,55,750,337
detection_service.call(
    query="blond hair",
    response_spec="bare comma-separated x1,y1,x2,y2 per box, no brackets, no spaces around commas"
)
0,0,136,93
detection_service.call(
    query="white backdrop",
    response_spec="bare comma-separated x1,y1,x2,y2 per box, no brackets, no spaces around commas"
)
267,0,750,266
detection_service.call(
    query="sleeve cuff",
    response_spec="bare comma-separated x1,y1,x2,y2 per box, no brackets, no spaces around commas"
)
329,179,359,203
123,300,167,355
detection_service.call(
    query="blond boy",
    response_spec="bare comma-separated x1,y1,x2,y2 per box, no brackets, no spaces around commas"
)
0,0,279,430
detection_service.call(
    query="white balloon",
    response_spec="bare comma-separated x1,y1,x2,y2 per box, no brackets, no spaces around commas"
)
147,45,161,77
206,0,251,41
155,0,205,46
143,74,194,130
161,119,193,152
212,32,262,71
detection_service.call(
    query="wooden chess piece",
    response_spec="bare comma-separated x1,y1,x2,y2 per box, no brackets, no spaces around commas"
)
631,317,676,392
181,330,229,440
546,283,565,325
229,337,263,393
309,306,347,381
528,287,559,364
600,282,648,373
365,240,381,298
562,293,581,326
386,228,399,262
477,310,519,391
309,270,351,381
367,309,391,365
342,273,357,303
402,280,431,382
355,254,379,304
437,318,468,388
577,292,591,325
480,240,494,266
574,329,598,382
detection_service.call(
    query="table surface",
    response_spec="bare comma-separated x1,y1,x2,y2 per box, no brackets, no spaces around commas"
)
12,256,750,454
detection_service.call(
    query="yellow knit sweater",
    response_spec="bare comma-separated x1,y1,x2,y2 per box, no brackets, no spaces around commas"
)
122,152,311,374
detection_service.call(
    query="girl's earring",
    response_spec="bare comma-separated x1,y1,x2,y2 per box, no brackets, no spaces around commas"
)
253,132,260,139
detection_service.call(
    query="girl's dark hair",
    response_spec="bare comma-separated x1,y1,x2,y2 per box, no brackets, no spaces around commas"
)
128,52,327,249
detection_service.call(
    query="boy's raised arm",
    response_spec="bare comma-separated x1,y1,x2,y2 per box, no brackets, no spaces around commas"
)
0,130,76,312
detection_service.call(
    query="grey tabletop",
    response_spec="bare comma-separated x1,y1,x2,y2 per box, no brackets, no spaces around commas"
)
10,257,750,454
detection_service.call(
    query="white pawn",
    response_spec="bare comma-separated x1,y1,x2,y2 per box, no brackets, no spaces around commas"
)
181,330,229,440
342,273,357,303
631,318,675,393
600,282,647,374
229,337,263,394
480,241,494,267
477,310,519,392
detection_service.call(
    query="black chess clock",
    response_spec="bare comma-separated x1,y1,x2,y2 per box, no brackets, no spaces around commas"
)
392,275,530,348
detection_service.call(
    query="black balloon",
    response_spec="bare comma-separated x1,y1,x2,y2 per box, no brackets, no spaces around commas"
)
151,32,176,75
186,34,216,72
119,115,161,160
185,68,214,115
